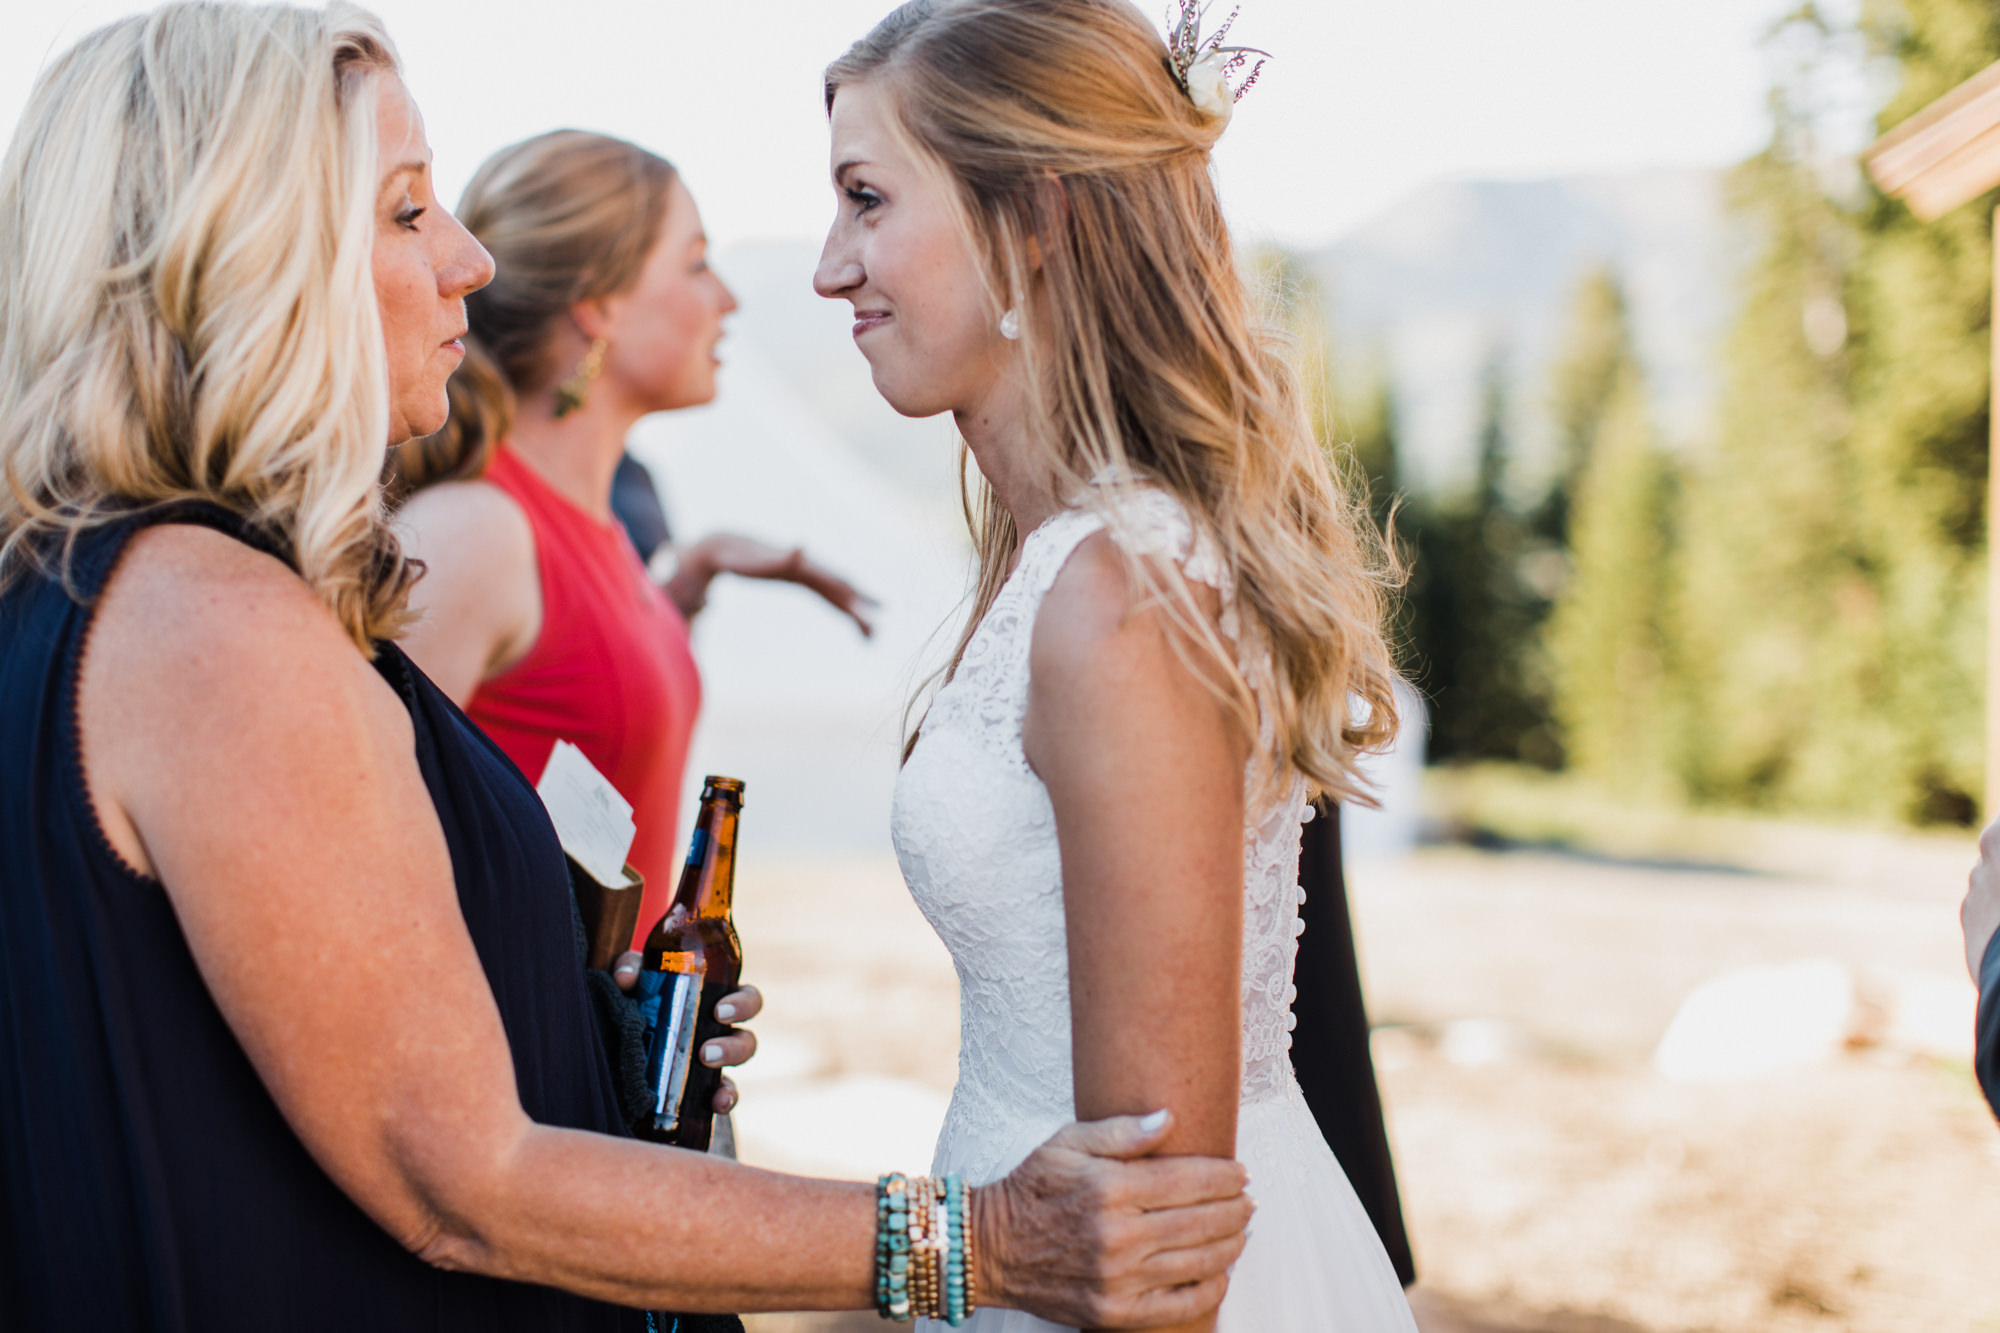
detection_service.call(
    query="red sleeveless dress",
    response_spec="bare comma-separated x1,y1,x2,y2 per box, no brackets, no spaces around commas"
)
469,446,702,946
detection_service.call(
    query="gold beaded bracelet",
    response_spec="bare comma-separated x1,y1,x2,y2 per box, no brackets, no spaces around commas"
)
874,1172,975,1324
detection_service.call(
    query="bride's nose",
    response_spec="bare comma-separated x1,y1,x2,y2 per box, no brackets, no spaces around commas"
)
814,242,864,300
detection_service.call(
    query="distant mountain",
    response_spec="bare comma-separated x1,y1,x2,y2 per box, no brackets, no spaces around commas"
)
1310,169,1745,496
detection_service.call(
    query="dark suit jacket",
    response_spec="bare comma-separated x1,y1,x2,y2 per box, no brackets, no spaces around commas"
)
611,452,673,564
1292,803,1416,1285
1980,930,2000,1118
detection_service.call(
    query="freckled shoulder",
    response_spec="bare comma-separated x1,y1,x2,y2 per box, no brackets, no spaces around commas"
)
87,522,410,747
1031,529,1136,672
103,523,361,657
1031,524,1225,687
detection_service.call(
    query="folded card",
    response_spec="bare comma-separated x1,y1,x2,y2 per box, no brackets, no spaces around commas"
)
536,740,637,887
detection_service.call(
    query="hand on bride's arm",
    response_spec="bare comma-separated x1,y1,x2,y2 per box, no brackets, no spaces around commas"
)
976,1111,1252,1329
612,952,760,1113
660,533,878,636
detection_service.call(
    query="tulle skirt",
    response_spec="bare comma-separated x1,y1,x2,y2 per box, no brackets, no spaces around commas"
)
921,1077,1417,1333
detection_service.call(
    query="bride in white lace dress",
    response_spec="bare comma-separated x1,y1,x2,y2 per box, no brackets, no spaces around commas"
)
818,3,1419,1329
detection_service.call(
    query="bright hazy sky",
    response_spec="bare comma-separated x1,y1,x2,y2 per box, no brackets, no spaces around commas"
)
9,0,1827,252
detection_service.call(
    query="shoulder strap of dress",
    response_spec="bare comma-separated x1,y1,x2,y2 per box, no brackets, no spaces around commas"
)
1012,507,1106,610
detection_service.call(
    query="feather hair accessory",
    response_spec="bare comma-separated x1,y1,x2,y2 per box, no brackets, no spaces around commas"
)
1166,1,1269,124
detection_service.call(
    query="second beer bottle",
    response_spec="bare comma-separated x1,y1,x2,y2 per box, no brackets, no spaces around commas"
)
631,775,744,1151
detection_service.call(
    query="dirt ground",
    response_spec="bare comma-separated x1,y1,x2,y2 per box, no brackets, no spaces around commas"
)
730,836,2000,1333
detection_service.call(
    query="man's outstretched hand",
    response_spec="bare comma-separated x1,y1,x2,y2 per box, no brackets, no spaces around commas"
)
661,533,878,636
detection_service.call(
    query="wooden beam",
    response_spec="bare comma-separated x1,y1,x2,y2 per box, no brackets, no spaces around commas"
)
1868,60,2000,220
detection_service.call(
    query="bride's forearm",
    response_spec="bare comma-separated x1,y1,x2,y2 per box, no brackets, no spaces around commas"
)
1024,539,1247,1333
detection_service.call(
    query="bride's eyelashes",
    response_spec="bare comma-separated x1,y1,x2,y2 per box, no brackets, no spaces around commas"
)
844,185,884,217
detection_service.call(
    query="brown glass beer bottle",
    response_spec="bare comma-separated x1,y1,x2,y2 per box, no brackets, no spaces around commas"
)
631,776,744,1150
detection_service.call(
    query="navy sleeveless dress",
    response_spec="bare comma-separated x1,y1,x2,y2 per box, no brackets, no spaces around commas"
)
0,504,649,1332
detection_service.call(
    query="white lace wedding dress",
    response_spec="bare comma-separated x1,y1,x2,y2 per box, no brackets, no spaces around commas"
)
892,488,1418,1332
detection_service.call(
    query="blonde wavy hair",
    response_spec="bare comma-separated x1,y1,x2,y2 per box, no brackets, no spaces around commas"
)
0,1,413,652
827,0,1400,803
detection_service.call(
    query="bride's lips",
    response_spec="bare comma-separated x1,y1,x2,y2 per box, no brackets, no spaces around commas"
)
442,331,467,357
852,309,891,338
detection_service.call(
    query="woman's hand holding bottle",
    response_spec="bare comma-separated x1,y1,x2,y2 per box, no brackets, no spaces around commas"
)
612,951,759,1114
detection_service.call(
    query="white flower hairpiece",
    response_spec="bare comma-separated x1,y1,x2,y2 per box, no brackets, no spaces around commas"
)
1166,2,1269,126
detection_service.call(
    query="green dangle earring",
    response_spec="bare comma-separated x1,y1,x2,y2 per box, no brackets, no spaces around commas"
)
552,337,609,419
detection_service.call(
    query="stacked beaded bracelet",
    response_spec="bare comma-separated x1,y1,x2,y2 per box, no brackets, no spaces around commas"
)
874,1172,975,1325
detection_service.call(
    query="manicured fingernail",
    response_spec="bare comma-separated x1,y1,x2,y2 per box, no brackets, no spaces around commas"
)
715,1002,737,1020
1139,1109,1169,1133
702,1043,724,1065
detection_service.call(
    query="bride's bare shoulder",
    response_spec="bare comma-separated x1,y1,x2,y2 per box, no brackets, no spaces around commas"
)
1032,524,1224,681
1033,529,1133,659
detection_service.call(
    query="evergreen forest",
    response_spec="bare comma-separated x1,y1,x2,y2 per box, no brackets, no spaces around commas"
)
1306,0,2000,827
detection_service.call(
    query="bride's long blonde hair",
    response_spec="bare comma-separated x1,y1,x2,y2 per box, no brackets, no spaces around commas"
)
827,0,1400,802
0,2,412,652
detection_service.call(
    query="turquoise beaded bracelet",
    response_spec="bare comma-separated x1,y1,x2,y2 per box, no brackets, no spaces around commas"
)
875,1173,912,1321
874,1172,973,1325
944,1175,968,1325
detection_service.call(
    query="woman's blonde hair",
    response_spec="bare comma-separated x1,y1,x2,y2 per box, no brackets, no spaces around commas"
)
0,1,409,652
828,0,1400,802
389,131,679,495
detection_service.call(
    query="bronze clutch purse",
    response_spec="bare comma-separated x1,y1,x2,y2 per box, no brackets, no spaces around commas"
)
567,854,644,970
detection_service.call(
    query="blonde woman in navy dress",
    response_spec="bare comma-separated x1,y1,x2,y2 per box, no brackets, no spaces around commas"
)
0,5,1253,1327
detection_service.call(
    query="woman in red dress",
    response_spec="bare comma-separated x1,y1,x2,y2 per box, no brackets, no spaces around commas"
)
394,132,873,978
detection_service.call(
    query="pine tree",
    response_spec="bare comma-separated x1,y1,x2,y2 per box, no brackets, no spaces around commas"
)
1402,364,1561,765
1669,71,1859,812
1546,363,1677,794
1838,0,2000,820
1538,268,1635,551
1253,245,1415,670
1665,0,1997,823
1261,247,1557,769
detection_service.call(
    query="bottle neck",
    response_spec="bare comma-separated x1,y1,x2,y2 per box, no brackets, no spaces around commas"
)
673,801,739,919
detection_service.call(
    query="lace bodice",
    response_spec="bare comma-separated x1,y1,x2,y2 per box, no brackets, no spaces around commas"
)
891,488,1311,1186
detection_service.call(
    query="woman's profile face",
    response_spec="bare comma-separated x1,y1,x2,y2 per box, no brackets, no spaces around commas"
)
814,79,1008,420
371,75,493,445
594,179,739,413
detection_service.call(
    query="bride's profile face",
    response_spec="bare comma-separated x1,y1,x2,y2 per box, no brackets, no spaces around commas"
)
814,79,1009,419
